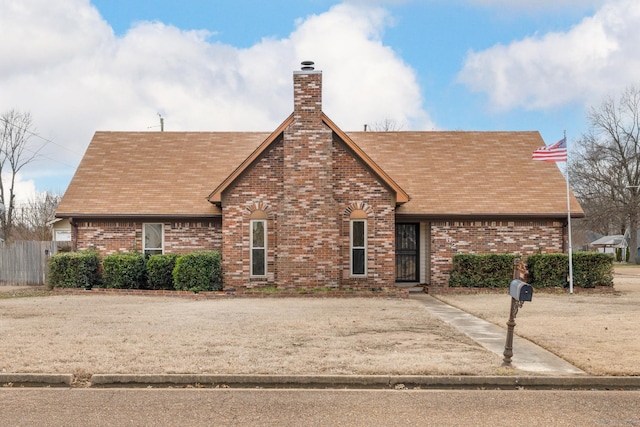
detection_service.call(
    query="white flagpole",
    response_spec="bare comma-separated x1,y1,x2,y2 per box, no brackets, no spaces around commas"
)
565,130,574,294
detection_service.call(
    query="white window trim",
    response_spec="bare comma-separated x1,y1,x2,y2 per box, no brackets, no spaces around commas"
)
143,223,164,255
350,219,367,277
250,219,267,277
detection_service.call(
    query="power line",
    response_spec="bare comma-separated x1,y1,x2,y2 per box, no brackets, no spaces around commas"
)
0,116,81,170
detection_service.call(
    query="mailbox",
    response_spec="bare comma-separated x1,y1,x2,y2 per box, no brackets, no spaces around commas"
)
509,279,533,302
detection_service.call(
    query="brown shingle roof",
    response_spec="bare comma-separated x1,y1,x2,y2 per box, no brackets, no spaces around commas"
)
57,129,583,218
57,131,270,217
350,131,583,217
206,114,410,205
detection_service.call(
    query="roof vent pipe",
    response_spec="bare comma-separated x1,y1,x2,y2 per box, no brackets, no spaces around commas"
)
301,61,315,71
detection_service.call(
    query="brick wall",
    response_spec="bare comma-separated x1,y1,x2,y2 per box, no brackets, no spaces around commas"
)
429,219,565,286
221,133,397,289
333,133,396,287
280,70,339,287
220,70,396,289
73,219,221,255
221,137,285,287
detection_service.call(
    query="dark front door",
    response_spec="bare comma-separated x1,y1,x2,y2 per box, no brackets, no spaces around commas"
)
396,223,419,282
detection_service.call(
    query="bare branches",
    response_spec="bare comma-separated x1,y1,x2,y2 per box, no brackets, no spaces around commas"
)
570,86,640,263
367,118,404,132
0,109,38,242
13,192,62,241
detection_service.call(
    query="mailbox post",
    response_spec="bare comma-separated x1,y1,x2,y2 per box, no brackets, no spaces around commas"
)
503,278,533,366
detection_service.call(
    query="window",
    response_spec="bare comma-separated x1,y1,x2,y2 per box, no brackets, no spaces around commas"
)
250,219,267,277
55,230,71,242
350,219,367,276
143,223,163,255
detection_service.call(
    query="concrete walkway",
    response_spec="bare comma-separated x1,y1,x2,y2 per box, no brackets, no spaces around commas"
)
411,294,585,375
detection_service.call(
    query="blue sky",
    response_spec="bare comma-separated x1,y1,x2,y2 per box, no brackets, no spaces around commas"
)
2,0,637,205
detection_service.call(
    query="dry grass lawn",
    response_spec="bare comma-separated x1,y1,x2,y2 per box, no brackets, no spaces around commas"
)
2,265,638,377
435,266,640,376
0,294,503,377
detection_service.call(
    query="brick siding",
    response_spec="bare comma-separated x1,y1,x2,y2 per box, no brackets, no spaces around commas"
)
220,70,396,289
220,124,396,289
73,219,221,255
429,219,565,287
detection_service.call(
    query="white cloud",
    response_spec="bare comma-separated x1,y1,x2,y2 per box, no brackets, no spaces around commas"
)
0,0,432,202
457,0,640,111
1,173,38,208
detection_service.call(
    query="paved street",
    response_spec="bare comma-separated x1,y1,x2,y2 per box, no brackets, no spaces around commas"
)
3,388,639,426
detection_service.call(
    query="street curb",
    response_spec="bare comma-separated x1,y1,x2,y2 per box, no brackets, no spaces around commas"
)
0,373,73,387
3,374,638,389
89,374,640,390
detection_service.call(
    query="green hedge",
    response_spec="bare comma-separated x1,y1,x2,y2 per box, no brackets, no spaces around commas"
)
449,254,517,288
525,253,567,288
527,252,613,288
48,250,101,289
146,254,179,290
48,250,223,291
102,253,147,289
173,251,222,292
450,252,614,289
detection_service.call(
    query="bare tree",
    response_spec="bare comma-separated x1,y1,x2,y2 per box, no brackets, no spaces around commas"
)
0,110,38,243
13,191,61,241
367,118,404,132
569,86,640,263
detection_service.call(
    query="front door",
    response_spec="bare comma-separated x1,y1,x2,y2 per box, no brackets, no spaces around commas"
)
396,223,419,282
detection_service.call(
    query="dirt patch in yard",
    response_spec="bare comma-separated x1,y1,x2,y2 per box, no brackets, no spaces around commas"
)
434,267,640,376
0,296,504,377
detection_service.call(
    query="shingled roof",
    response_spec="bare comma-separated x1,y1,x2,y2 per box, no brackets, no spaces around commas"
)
56,128,583,218
349,130,583,217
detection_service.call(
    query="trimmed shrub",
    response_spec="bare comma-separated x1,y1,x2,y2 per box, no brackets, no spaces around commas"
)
527,252,614,288
173,251,222,292
146,254,179,290
526,253,568,288
48,250,101,289
102,253,147,289
572,252,614,288
449,254,517,288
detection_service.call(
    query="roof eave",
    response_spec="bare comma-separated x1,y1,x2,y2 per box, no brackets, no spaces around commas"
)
322,114,410,205
207,114,294,205
56,213,222,219
395,212,585,220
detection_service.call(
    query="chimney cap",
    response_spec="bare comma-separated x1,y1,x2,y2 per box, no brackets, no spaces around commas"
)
300,61,315,71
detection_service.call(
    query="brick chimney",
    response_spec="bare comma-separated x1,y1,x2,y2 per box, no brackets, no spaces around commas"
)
278,62,340,287
292,61,323,127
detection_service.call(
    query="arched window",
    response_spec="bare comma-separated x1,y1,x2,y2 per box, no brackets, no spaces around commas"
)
250,210,267,277
350,210,367,276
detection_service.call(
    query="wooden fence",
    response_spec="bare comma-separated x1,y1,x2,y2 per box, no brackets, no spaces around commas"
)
0,241,60,286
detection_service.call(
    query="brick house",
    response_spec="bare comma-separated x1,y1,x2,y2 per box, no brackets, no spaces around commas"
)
55,63,583,289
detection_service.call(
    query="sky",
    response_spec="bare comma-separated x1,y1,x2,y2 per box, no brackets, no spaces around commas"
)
2,0,639,208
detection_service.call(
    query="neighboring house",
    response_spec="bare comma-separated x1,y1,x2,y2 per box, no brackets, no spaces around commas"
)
589,234,626,255
56,63,584,289
48,218,72,243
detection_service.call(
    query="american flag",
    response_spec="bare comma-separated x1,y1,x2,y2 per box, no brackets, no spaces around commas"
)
532,137,567,162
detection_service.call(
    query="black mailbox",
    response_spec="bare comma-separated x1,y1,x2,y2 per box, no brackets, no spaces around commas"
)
509,279,533,302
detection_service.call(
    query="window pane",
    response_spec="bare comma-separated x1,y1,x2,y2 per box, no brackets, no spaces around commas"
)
252,248,265,276
352,248,365,275
352,221,365,247
145,224,162,250
252,221,265,248
397,224,417,250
